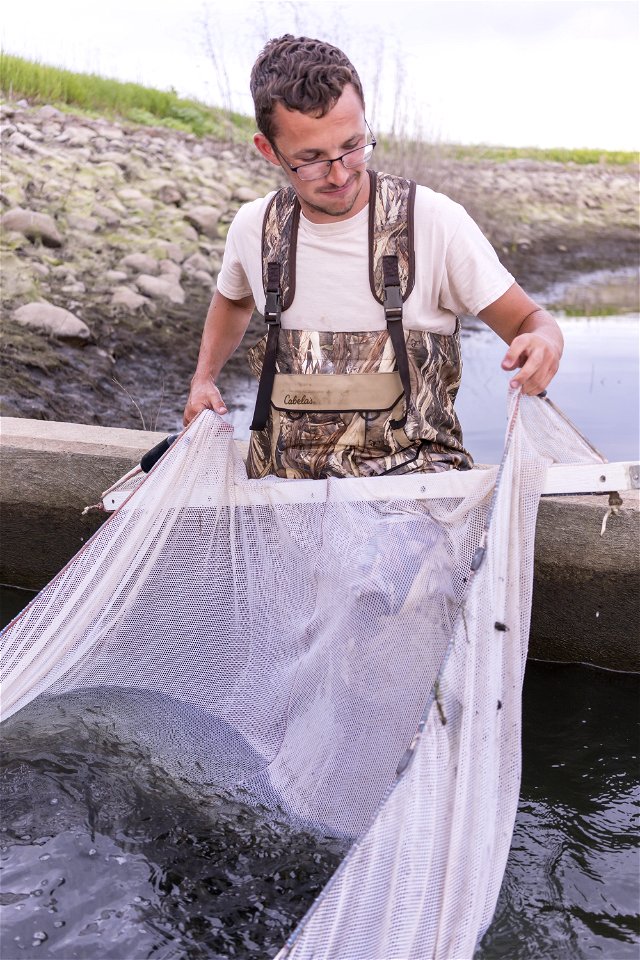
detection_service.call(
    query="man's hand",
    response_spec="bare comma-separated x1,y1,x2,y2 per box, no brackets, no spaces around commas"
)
182,289,255,427
479,283,563,395
501,329,562,396
183,374,228,427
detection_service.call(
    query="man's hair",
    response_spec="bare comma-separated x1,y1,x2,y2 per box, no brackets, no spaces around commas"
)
250,34,365,144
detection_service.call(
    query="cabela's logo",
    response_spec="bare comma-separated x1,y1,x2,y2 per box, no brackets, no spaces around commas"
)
284,394,314,405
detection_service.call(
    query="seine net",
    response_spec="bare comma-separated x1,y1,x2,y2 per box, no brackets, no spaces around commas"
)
1,392,602,958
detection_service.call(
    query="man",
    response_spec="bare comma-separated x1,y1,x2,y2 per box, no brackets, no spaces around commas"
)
184,35,563,478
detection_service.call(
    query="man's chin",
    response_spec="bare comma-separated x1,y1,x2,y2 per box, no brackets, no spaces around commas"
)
306,180,363,219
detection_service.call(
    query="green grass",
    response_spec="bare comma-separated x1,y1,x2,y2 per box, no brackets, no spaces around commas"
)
0,53,255,140
2,53,637,164
377,137,637,167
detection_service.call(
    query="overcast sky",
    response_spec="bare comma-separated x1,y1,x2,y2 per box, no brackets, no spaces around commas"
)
2,0,638,149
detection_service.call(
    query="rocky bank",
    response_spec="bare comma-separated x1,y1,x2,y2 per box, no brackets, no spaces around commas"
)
1,100,638,432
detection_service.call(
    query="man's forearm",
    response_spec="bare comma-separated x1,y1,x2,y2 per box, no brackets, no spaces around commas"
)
192,290,255,384
183,290,255,425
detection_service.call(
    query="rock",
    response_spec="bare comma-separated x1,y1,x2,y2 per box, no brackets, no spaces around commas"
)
111,286,149,312
16,99,29,109
233,186,261,202
1,208,63,247
38,105,63,120
7,131,40,153
184,205,221,239
150,180,183,205
152,241,185,263
61,281,87,294
183,252,213,275
67,214,100,233
117,188,144,203
32,262,50,277
61,125,96,147
92,204,121,227
135,274,185,304
105,269,128,282
158,259,182,280
120,253,159,274
13,301,90,340
193,270,215,288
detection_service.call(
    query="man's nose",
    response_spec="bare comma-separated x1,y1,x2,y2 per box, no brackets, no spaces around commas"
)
325,158,351,187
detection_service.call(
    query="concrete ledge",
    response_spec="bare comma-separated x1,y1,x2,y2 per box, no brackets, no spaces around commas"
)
1,417,638,670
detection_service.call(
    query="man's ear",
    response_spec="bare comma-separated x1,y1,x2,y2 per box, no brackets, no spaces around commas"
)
254,133,280,166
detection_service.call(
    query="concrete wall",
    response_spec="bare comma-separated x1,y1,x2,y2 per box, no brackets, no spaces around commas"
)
1,417,638,671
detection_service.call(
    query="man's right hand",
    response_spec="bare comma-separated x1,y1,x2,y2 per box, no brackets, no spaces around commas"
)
183,374,228,427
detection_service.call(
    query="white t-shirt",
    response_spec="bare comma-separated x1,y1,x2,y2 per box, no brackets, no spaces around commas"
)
216,184,514,335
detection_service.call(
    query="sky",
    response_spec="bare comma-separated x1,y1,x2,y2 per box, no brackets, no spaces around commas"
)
2,0,638,150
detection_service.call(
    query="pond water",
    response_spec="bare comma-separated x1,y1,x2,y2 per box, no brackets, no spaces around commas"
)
221,315,640,465
1,586,638,959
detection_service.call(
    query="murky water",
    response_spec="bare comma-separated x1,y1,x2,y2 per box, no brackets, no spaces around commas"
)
1,587,638,959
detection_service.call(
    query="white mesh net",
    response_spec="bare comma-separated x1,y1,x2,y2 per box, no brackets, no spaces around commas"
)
0,392,602,958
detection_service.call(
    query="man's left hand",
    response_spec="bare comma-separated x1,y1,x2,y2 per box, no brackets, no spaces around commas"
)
501,330,562,395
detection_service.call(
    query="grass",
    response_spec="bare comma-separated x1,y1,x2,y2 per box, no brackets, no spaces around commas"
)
0,53,255,140
376,136,637,167
2,53,636,165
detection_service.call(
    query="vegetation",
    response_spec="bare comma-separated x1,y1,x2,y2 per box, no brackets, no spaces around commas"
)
2,54,637,166
0,53,255,140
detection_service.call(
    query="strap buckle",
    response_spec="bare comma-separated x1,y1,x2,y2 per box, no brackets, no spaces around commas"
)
384,283,403,320
264,288,282,325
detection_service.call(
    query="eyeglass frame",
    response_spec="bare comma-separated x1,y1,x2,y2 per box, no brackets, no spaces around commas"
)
272,121,377,181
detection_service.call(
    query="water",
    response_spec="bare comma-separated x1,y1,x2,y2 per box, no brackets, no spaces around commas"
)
1,588,638,959
456,315,640,464
222,316,640,465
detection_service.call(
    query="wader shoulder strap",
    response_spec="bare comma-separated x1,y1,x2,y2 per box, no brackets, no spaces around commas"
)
251,173,416,431
369,170,417,429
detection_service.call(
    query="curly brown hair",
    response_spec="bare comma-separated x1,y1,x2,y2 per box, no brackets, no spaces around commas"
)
250,35,365,144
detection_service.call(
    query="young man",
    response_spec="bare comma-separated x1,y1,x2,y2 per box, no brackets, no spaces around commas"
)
184,35,563,479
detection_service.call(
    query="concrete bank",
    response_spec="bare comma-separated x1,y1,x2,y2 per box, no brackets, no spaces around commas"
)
1,417,638,671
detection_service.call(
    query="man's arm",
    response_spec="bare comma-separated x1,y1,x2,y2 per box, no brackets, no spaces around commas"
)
183,289,255,426
479,282,563,395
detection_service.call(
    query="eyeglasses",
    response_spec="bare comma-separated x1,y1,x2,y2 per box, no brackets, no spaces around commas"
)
274,122,377,182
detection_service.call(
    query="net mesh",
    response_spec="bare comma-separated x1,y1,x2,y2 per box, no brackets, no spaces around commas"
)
0,392,602,958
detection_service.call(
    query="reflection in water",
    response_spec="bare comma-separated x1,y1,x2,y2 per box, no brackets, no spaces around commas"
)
477,662,639,959
0,642,637,959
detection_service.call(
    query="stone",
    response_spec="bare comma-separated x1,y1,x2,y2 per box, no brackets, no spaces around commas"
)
61,281,87,295
111,286,149,312
8,131,40,153
192,270,215,288
233,186,261,202
152,241,185,263
184,205,221,239
38,105,63,120
135,274,185,304
158,259,182,280
63,125,97,147
120,253,159,274
151,181,182,205
1,208,63,247
67,214,100,233
92,204,121,227
183,252,213,275
105,270,128,283
118,188,145,203
13,301,90,340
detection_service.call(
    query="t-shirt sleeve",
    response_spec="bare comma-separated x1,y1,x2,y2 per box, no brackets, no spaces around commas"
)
439,208,515,317
215,207,254,301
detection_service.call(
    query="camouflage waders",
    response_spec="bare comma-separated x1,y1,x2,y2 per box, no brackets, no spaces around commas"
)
247,171,472,480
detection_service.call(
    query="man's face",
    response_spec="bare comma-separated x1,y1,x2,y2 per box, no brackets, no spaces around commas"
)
254,84,371,224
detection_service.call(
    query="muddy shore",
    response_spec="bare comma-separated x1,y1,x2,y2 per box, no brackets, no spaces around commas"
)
1,102,638,433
